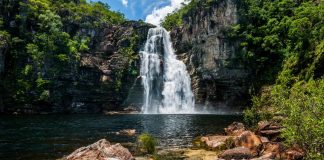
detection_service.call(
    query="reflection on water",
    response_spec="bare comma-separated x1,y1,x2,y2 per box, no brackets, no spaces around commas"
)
0,114,242,160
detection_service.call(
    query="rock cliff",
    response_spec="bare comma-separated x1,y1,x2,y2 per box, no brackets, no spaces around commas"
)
1,20,152,113
50,21,152,113
0,33,8,112
170,0,250,112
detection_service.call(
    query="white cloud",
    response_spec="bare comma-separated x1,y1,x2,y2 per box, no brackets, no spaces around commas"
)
121,0,128,7
145,0,190,26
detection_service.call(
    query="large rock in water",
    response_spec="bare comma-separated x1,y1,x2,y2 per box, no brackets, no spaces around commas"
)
64,139,134,160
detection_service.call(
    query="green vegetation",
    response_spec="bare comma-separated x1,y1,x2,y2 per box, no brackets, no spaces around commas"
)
0,0,125,108
162,0,224,30
233,0,324,158
163,0,323,159
162,0,198,30
138,133,157,154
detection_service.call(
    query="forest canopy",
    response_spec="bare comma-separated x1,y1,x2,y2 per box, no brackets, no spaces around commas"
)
0,0,125,107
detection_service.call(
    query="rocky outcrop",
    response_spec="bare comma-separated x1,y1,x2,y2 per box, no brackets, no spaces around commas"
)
234,131,262,155
201,121,305,160
170,0,250,111
50,21,153,113
64,139,134,160
256,121,283,141
1,20,153,114
224,122,245,136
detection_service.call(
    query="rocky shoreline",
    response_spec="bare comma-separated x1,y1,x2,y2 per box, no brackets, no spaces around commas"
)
60,120,304,160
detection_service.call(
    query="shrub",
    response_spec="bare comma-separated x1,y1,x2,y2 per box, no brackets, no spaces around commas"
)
138,133,157,154
277,79,324,159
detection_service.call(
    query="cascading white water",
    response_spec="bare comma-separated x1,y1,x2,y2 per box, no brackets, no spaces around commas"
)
140,27,195,114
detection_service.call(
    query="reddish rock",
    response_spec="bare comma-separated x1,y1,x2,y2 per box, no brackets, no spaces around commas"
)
285,147,305,160
250,153,274,160
225,122,245,136
200,135,235,149
260,136,270,143
256,121,282,141
65,139,134,160
234,131,262,155
218,147,253,160
261,142,285,159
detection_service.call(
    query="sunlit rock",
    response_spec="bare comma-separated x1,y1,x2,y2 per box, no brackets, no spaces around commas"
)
64,139,134,160
218,147,253,160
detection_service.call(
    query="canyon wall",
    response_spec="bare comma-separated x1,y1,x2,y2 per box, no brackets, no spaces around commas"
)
170,0,250,111
1,20,152,114
50,22,152,113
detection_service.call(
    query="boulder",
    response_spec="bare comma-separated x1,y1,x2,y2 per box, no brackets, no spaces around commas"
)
116,129,136,136
260,136,270,143
200,135,235,149
256,121,282,141
284,147,305,160
261,142,285,159
234,131,262,155
64,139,134,160
250,153,274,160
224,122,245,136
218,147,253,160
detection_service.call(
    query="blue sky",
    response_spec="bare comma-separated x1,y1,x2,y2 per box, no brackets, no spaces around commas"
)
89,0,170,20
89,0,190,25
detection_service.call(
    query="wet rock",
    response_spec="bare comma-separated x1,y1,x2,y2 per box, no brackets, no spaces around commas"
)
225,122,245,136
256,121,282,141
116,129,136,136
123,106,140,112
234,131,262,155
64,139,134,160
218,147,253,160
200,135,235,149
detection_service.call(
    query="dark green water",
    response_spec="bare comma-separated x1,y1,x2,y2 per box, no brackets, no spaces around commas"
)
0,114,242,160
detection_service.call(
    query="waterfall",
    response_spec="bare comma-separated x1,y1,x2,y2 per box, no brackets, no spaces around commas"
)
140,27,195,114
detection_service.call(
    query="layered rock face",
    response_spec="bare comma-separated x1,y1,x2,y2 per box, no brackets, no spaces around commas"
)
0,34,8,112
171,0,250,111
50,21,152,113
1,20,152,114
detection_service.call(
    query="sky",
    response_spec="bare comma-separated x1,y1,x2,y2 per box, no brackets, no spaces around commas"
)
89,0,190,26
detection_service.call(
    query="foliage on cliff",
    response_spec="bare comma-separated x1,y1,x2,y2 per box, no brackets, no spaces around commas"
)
162,0,198,30
0,0,125,108
163,0,323,158
234,0,324,158
162,0,222,30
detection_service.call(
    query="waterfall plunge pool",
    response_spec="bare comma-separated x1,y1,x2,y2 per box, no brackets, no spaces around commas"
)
0,114,242,160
